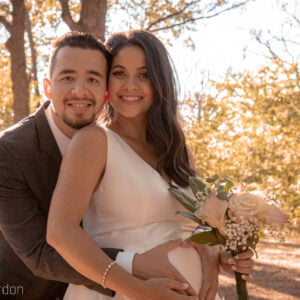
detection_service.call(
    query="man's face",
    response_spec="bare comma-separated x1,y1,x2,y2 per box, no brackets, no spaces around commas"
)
43,46,107,137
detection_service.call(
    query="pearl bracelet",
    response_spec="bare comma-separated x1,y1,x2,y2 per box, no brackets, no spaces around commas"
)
102,261,117,288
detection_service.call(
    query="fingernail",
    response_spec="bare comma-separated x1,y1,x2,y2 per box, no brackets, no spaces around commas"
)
183,283,189,288
228,258,235,264
232,265,237,271
234,255,239,259
241,275,247,280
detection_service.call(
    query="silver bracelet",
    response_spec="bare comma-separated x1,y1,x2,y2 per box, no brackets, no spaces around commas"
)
102,261,117,288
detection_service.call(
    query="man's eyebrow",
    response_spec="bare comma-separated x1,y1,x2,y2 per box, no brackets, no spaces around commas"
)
58,69,76,75
57,69,103,78
88,70,103,78
111,65,147,70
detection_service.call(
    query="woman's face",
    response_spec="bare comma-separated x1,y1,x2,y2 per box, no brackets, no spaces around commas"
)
108,45,154,120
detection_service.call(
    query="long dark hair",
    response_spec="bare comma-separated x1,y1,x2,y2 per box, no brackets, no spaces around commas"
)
103,30,195,187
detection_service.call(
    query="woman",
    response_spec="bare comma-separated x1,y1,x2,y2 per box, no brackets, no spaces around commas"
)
47,30,253,300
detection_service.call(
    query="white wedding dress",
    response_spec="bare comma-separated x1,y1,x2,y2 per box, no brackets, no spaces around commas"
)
64,128,220,299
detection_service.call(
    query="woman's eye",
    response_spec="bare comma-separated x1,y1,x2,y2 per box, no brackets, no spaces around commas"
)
139,72,149,79
111,71,125,77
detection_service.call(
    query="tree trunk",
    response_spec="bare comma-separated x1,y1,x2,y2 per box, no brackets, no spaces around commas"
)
25,7,40,98
59,0,107,40
5,0,29,122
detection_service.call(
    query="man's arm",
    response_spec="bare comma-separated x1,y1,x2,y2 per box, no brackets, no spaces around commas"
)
0,143,117,295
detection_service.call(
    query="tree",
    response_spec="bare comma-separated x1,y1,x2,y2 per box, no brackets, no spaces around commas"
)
185,59,300,227
0,0,253,123
58,0,107,40
0,0,29,122
249,0,300,63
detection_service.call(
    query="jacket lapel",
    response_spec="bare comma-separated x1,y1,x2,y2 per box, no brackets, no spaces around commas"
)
33,102,62,213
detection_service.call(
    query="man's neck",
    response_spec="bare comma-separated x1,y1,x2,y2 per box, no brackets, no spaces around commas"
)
50,105,77,138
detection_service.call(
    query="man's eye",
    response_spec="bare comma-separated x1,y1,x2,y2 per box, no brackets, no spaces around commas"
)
61,76,73,81
88,78,99,84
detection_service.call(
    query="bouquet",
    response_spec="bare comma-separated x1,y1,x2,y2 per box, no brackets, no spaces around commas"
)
169,175,289,300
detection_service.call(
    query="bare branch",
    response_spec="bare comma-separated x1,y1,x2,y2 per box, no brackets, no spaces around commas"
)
291,14,300,26
254,32,279,60
58,0,77,30
146,0,201,31
149,1,248,33
281,2,300,26
0,15,12,33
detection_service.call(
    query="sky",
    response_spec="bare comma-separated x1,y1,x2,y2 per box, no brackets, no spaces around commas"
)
1,0,298,98
166,0,300,94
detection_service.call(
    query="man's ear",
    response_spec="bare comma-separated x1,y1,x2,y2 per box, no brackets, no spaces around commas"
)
43,78,52,99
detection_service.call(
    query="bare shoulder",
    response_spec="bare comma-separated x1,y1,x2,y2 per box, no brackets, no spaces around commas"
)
66,125,107,159
72,125,106,146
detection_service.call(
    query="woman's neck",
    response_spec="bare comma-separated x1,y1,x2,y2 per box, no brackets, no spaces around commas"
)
109,115,148,143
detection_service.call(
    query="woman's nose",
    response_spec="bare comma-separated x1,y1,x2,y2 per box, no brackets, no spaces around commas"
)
123,76,138,90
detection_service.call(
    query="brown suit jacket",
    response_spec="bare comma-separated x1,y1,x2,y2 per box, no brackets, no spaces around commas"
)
0,102,120,299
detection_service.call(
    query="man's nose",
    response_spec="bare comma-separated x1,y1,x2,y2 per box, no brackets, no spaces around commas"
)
71,80,88,96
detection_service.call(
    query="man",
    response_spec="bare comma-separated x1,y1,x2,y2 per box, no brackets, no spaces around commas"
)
0,32,224,300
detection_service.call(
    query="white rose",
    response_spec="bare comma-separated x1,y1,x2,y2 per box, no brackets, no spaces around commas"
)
228,192,289,224
228,192,267,221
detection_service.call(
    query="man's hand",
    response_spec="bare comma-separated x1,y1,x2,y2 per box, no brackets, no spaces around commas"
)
132,239,197,296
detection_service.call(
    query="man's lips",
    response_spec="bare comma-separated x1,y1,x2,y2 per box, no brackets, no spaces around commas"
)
65,99,94,113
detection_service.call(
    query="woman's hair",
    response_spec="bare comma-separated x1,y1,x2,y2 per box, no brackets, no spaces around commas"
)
103,30,195,187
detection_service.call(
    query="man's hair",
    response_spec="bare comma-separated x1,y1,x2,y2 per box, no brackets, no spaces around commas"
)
101,30,195,187
48,31,110,78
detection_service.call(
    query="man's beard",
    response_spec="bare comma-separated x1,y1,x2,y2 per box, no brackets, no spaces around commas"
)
62,113,95,129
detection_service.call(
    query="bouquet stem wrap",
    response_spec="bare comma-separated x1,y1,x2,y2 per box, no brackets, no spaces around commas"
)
235,271,249,300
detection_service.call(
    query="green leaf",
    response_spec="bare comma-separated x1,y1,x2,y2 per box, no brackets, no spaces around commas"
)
176,210,202,224
215,229,227,246
189,176,211,195
217,191,228,200
217,184,227,200
169,187,197,212
204,174,219,183
189,229,220,246
224,177,235,192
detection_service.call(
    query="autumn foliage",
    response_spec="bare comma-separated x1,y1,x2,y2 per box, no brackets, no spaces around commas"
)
184,59,300,228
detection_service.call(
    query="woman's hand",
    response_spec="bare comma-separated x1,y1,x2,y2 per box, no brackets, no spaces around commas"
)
220,248,255,281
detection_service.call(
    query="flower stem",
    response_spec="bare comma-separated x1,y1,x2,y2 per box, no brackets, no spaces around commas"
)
235,271,249,300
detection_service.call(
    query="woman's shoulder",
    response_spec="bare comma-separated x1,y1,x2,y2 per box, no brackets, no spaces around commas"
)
74,124,106,140
70,125,107,153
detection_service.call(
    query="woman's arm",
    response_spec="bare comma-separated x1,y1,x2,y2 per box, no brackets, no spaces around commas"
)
46,126,137,291
46,126,193,300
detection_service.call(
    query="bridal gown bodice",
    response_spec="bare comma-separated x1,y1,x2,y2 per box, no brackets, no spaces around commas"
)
64,128,204,300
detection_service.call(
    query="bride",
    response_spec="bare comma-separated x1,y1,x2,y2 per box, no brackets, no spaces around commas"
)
47,30,253,300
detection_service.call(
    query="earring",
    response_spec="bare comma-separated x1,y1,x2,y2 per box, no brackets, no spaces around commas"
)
105,91,109,103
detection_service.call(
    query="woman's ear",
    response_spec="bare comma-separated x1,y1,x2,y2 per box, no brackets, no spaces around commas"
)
43,78,52,99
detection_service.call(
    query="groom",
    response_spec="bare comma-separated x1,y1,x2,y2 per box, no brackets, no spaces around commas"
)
0,32,221,300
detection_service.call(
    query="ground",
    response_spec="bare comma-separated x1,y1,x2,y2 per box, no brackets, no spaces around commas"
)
218,236,300,300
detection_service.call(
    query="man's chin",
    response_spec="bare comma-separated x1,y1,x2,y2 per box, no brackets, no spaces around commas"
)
63,116,94,130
